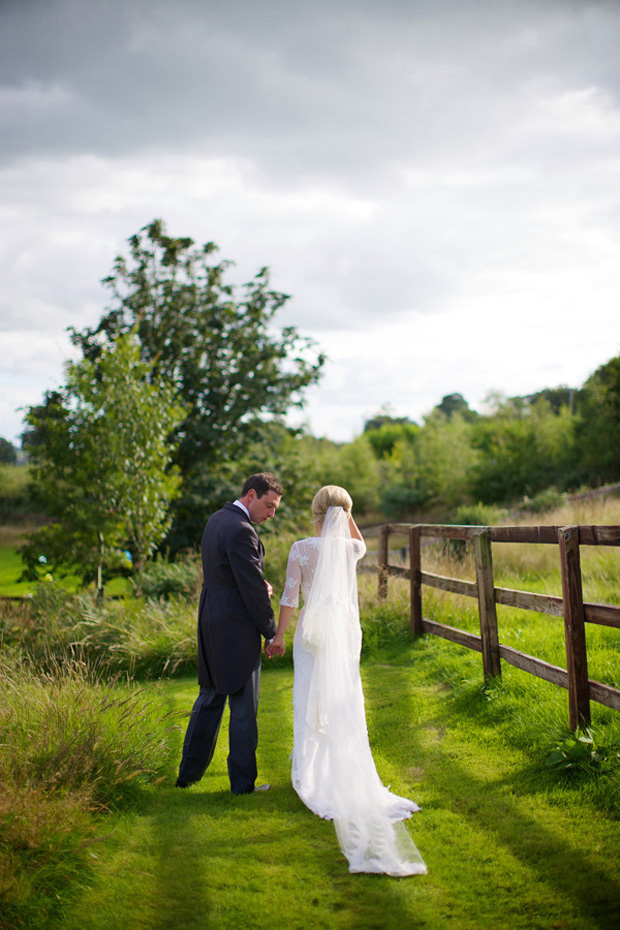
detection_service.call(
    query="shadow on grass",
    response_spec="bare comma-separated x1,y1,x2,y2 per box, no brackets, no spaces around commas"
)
144,784,432,930
137,671,432,930
398,685,620,930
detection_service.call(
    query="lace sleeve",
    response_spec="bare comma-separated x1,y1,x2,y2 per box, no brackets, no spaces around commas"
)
280,542,302,607
351,538,367,561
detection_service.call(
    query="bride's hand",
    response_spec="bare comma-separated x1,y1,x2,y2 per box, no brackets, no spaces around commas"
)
266,636,286,658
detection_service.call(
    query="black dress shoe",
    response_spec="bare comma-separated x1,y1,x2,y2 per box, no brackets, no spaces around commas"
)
175,778,190,788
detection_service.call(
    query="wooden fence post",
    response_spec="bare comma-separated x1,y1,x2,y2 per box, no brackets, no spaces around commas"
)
473,528,501,682
558,526,591,729
378,525,389,601
409,525,423,638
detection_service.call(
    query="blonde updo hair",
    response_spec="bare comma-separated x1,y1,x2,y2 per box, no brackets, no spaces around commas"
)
311,485,353,528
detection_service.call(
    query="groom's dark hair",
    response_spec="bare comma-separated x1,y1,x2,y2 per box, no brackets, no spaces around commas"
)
241,473,283,498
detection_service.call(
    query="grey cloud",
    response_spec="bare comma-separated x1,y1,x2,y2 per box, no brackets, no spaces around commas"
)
4,0,619,186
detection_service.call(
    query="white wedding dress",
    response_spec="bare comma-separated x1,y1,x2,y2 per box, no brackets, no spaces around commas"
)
280,507,427,876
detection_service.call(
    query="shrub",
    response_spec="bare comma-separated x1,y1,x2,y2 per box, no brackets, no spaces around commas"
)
516,486,569,515
131,552,202,600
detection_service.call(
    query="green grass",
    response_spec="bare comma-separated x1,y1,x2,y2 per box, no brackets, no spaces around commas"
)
0,535,129,597
0,541,29,596
50,662,620,930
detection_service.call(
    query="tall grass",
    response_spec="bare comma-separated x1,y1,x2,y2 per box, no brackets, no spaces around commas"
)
1,583,197,678
0,652,180,930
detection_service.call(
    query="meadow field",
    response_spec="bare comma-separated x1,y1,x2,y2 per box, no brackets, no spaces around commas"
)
1,495,620,929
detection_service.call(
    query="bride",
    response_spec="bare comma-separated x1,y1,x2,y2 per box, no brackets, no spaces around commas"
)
267,485,427,876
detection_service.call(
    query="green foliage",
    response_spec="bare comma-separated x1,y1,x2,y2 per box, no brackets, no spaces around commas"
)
69,219,325,550
433,392,477,421
515,486,569,514
545,729,620,774
379,413,479,517
22,333,185,588
576,355,620,483
364,420,420,458
0,463,37,516
130,553,202,601
0,437,17,464
469,395,578,504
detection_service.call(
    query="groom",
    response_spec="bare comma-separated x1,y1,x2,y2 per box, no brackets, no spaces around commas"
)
176,473,283,793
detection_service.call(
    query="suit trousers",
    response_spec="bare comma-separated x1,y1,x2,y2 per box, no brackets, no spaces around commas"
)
177,659,261,793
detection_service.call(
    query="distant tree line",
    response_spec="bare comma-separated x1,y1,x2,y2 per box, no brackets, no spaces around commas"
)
300,359,620,521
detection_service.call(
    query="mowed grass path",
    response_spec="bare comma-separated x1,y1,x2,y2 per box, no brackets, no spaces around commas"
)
55,649,620,930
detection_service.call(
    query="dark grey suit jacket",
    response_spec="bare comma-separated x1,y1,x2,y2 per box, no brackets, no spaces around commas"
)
197,502,277,694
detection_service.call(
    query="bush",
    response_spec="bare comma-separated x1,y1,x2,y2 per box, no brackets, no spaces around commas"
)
131,552,202,600
516,486,569,515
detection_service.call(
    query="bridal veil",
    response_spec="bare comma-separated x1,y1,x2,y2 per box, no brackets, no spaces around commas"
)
296,505,427,876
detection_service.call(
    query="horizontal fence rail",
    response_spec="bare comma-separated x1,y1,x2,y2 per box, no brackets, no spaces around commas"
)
363,523,620,730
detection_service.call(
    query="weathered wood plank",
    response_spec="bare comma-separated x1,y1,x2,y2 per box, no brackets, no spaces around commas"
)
421,618,483,652
559,525,591,728
386,565,410,579
584,602,620,628
495,587,564,617
588,679,620,712
491,526,559,543
420,572,477,597
579,525,620,546
499,646,620,711
498,645,569,686
419,525,474,540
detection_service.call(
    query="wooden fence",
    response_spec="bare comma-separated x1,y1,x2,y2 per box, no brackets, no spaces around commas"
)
366,523,620,730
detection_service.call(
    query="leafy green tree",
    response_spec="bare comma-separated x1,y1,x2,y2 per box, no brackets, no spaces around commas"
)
0,438,17,464
364,421,420,459
469,395,577,504
434,393,477,421
576,356,620,484
68,219,325,550
21,333,185,592
379,412,479,517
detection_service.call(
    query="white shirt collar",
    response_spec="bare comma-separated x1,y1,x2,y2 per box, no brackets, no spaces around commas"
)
233,499,251,520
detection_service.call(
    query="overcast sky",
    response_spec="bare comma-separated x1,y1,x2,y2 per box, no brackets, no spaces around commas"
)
1,0,619,445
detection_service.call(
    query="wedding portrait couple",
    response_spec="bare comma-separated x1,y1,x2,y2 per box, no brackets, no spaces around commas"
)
176,472,427,877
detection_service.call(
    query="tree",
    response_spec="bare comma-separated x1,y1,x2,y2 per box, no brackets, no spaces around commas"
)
576,356,620,484
469,395,577,504
434,393,477,421
0,438,17,464
68,220,326,550
21,333,185,593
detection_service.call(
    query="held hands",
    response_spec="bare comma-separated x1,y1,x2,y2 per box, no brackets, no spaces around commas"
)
265,580,273,598
266,636,285,659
